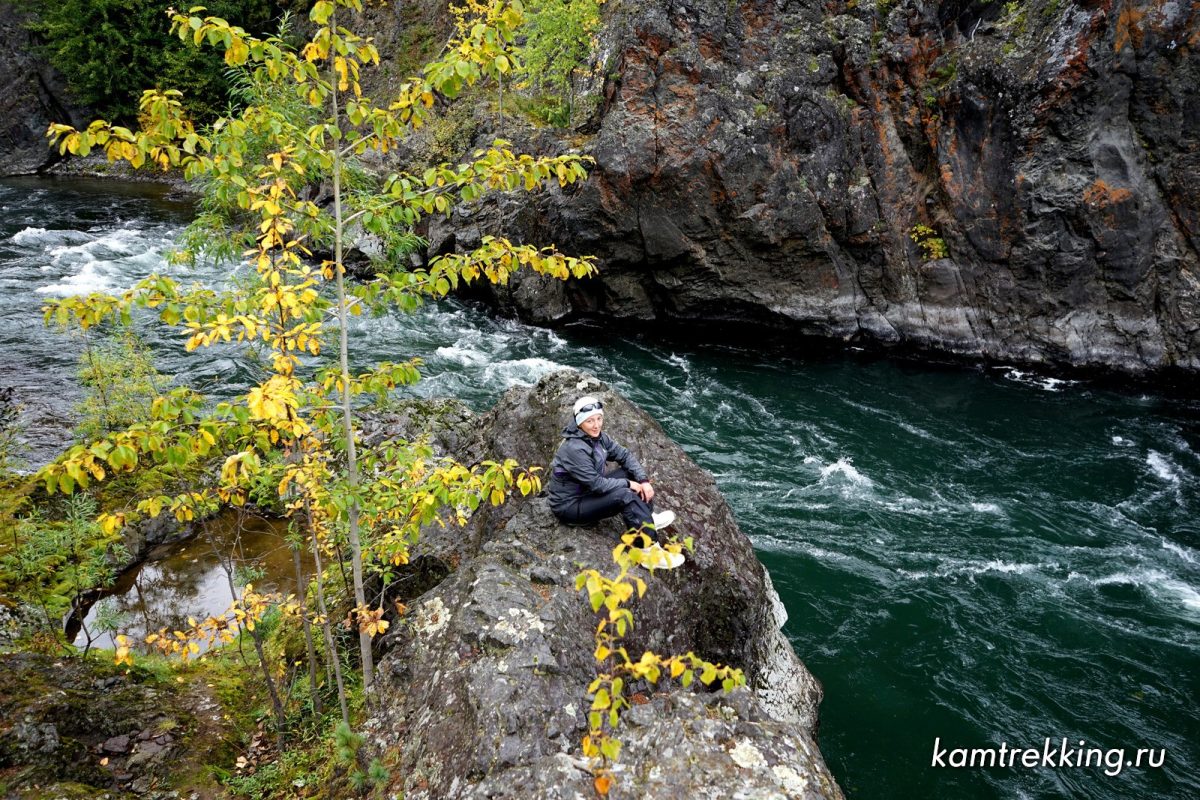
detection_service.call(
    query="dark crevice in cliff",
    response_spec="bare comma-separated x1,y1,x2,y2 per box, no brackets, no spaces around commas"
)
32,71,71,172
937,0,1007,38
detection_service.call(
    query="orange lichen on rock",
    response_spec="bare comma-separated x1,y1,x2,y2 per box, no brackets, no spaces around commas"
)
940,162,955,189
1114,6,1146,53
1083,179,1133,207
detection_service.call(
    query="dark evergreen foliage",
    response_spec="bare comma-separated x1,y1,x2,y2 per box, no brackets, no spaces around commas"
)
27,0,295,123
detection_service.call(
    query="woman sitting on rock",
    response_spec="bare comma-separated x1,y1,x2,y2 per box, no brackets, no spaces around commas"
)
547,395,675,541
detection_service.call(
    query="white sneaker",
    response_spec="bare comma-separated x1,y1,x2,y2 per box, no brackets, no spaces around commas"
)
641,543,686,570
652,510,675,531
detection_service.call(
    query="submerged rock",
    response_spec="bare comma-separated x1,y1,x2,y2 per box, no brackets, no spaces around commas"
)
363,370,841,798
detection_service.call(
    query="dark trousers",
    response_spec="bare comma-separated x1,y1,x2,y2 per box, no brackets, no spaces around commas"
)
552,466,655,533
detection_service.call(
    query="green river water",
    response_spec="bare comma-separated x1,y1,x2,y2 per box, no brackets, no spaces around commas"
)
1,178,1196,799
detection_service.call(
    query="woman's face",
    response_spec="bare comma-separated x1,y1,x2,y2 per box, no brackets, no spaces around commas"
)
579,412,603,437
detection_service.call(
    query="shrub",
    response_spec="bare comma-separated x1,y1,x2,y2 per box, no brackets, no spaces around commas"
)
909,223,949,261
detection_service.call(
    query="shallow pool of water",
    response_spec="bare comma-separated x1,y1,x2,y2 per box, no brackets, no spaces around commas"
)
70,511,301,653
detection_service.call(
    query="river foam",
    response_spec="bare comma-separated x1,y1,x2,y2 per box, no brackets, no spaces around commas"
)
1145,450,1182,484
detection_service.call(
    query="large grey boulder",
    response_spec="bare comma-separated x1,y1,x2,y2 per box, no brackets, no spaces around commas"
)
362,370,841,798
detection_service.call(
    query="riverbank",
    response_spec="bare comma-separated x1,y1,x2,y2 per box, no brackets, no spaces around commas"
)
40,155,194,194
418,0,1200,379
548,315,1200,400
0,651,235,798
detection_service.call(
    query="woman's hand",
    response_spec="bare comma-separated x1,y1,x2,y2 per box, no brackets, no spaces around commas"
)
629,481,654,502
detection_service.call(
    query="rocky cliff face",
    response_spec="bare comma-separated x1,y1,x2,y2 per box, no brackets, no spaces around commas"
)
7,1,1191,375
0,3,85,174
424,0,1199,377
362,370,842,799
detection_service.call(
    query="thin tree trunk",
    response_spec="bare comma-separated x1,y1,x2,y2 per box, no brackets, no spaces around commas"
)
292,542,322,715
328,6,375,697
80,330,112,432
308,506,349,725
79,616,93,657
333,536,353,597
248,619,287,746
567,79,575,129
134,576,153,632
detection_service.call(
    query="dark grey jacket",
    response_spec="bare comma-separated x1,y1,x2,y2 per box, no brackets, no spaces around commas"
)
547,424,648,510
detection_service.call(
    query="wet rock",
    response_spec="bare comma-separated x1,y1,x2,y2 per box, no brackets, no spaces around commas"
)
101,734,131,753
363,370,841,798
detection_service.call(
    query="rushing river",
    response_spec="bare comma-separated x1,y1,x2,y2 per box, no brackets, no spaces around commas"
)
2,178,1197,799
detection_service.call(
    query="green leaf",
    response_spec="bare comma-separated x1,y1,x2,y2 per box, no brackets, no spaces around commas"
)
600,737,620,761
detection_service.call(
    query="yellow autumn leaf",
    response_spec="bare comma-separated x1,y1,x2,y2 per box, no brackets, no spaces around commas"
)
113,635,134,667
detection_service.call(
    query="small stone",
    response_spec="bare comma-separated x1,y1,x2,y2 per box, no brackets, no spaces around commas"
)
102,734,131,753
529,565,560,585
137,740,165,757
